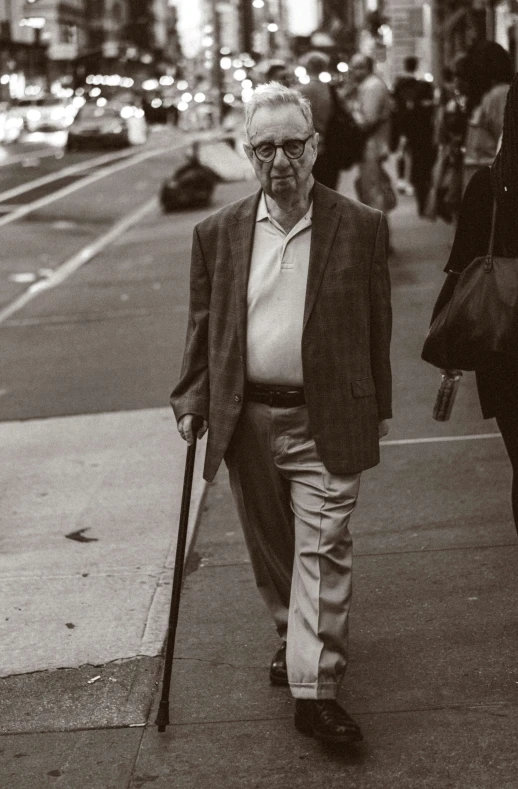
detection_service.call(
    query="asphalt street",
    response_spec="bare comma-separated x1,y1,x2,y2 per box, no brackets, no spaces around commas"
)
1,131,517,788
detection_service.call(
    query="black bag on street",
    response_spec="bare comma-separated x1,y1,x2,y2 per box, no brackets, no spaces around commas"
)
422,200,518,370
325,86,366,171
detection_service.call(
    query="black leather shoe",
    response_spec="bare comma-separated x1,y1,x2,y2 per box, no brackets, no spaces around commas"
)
269,642,288,686
294,699,363,744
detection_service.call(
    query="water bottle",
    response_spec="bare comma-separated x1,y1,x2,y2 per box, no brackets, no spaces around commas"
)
433,371,462,422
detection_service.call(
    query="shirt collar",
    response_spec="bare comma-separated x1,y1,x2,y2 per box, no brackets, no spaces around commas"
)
256,191,313,225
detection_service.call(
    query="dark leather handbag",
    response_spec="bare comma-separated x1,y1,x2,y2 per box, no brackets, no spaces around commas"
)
422,200,518,370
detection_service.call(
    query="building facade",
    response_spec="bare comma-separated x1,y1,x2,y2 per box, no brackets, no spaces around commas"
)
1,0,182,97
0,0,48,97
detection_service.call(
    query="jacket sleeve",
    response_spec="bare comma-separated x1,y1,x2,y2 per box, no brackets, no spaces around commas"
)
370,212,392,420
170,226,210,423
444,166,492,274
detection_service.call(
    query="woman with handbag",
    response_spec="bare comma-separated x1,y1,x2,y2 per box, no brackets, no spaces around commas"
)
428,74,518,534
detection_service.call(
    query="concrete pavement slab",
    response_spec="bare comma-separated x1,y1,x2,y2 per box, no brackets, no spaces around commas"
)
353,437,516,554
348,544,518,713
143,535,518,726
134,705,518,789
0,408,206,676
134,464,518,788
2,657,159,735
197,437,516,568
1,726,142,789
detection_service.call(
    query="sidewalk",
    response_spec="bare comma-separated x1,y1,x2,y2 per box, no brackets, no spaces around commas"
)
128,177,518,788
2,166,518,788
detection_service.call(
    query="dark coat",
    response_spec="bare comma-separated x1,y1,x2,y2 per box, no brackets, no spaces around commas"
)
436,166,518,417
171,182,392,482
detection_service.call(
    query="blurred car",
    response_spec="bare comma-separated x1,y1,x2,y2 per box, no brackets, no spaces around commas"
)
0,102,23,143
66,100,148,151
9,96,76,132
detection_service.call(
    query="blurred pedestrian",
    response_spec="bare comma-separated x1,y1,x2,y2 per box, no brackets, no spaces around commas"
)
463,40,513,116
348,54,395,214
428,73,518,535
171,82,392,745
265,61,292,87
392,56,436,215
463,44,512,177
298,51,339,188
425,57,469,223
392,56,418,195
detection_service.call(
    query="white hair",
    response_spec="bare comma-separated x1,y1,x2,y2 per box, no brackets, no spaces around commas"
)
244,82,315,139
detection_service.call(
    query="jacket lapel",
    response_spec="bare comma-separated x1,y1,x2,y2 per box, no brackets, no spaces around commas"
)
228,189,261,357
303,183,341,330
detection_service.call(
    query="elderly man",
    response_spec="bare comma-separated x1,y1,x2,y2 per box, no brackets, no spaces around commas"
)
349,54,394,214
171,83,392,746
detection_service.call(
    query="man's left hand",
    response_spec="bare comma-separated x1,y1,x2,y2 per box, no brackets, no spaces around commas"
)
378,419,389,439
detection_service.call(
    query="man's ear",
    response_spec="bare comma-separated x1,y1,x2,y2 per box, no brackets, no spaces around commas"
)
312,133,319,159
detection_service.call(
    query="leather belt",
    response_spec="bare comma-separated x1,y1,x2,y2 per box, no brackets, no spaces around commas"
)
245,382,306,408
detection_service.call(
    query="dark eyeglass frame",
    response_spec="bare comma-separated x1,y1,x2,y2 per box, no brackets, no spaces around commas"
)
252,134,313,163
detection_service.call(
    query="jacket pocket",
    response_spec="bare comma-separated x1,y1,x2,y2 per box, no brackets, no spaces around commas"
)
351,377,376,398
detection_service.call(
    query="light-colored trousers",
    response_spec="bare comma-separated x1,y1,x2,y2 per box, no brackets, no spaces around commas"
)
225,402,361,700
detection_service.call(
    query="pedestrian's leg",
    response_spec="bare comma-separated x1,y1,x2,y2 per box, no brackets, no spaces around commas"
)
225,402,294,638
410,146,435,215
271,407,361,699
359,156,387,212
495,411,518,534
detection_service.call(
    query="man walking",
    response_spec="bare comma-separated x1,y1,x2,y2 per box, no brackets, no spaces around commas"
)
392,56,436,215
298,51,338,189
171,83,392,746
348,54,394,214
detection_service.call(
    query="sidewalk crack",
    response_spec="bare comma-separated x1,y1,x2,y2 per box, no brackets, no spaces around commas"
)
173,656,266,671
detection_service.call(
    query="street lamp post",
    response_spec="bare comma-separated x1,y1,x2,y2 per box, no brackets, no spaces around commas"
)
211,0,225,126
430,0,443,90
240,0,254,54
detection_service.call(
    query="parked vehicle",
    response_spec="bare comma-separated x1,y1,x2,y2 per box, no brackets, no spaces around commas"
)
0,102,23,143
9,96,77,132
66,100,148,151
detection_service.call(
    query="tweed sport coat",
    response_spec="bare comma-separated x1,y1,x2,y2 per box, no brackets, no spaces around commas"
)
171,181,392,483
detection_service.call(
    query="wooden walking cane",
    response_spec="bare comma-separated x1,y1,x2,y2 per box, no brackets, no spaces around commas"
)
155,415,204,732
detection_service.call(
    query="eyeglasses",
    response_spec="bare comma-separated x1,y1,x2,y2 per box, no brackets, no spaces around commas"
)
252,135,313,163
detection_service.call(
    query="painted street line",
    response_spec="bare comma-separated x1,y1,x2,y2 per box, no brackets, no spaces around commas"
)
0,148,138,203
382,433,501,446
0,197,158,325
0,148,61,168
0,141,180,229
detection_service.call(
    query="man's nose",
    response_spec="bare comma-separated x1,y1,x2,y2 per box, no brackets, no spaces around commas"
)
272,146,290,167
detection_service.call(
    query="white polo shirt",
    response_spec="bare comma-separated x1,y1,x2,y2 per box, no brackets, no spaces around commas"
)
246,192,313,386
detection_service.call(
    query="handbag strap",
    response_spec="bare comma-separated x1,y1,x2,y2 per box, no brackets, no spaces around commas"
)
487,199,498,257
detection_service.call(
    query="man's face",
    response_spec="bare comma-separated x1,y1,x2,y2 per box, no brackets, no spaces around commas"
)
350,56,370,85
244,105,318,201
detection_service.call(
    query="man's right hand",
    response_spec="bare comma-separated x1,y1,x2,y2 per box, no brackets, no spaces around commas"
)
178,414,208,445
